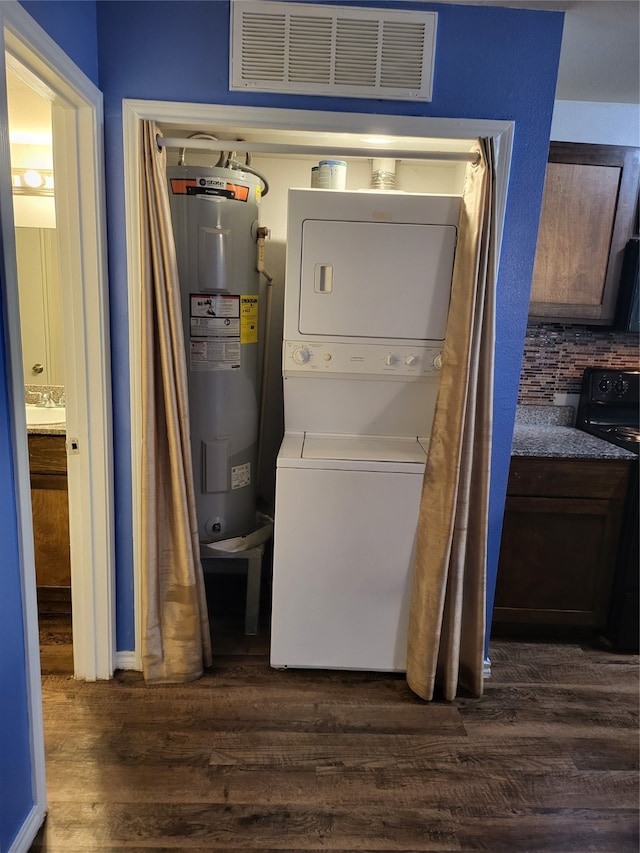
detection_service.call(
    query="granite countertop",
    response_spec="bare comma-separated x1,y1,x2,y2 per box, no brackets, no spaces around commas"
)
25,385,66,436
513,405,636,461
27,423,66,436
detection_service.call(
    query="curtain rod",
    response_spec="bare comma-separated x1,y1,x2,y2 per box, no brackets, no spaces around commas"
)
156,135,480,165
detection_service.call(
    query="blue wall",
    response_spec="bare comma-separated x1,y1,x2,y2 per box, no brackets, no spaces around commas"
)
0,270,35,851
1,7,99,848
95,0,564,651
0,1,559,845
6,0,564,656
19,0,99,85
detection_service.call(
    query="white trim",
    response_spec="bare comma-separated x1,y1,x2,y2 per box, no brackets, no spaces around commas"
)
0,8,47,845
491,128,513,288
51,101,115,681
123,105,144,671
115,650,140,672
126,98,513,142
1,0,115,684
123,99,514,668
2,1,99,103
7,803,46,853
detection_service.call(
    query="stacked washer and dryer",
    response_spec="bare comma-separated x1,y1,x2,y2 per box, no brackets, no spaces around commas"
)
270,188,461,672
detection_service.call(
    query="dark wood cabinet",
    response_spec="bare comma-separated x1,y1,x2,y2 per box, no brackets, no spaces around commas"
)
529,142,640,324
28,434,71,613
493,457,631,630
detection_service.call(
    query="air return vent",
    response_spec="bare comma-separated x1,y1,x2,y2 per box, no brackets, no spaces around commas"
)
230,1,437,101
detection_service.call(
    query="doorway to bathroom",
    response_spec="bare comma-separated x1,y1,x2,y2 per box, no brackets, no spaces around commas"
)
7,56,72,666
0,4,115,684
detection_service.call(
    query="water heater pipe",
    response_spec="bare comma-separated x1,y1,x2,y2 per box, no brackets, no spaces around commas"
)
256,243,274,490
228,159,270,197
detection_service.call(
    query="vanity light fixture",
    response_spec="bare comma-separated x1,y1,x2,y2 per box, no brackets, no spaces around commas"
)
12,167,54,196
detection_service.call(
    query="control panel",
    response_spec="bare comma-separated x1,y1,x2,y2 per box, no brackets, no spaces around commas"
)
283,341,443,378
590,370,638,402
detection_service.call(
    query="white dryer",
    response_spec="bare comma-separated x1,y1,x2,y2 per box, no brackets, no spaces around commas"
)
270,189,460,671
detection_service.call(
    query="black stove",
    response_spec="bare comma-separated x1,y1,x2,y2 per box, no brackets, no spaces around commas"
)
576,368,639,454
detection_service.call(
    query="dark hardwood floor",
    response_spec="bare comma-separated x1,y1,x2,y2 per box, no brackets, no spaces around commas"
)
32,581,639,852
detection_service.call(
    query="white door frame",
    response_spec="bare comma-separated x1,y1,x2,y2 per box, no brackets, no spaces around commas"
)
0,0,114,696
123,98,513,665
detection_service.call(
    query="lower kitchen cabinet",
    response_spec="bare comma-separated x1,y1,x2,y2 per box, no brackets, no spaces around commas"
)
28,434,71,613
493,457,631,631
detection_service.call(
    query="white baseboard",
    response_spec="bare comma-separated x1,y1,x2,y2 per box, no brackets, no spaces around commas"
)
483,657,492,679
9,803,46,853
115,650,141,671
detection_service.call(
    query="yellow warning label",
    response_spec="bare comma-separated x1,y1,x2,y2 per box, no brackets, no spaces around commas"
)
240,295,259,344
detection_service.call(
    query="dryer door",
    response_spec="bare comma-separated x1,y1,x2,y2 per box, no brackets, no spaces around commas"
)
298,219,456,341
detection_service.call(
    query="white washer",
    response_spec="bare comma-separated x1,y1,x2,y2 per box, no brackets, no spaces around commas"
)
270,189,460,671
271,433,428,671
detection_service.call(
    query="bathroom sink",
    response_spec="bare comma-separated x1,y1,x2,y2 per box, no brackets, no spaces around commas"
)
25,405,66,426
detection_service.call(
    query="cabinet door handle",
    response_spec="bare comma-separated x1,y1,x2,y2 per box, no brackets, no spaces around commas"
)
32,363,44,374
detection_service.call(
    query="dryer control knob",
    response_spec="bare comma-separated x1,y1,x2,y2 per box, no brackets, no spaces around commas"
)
292,347,310,365
433,354,443,371
385,354,398,366
405,354,418,366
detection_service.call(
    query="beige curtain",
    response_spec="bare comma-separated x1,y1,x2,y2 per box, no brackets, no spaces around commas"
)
407,139,496,702
140,121,213,683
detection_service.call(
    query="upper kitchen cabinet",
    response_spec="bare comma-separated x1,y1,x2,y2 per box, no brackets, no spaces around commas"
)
529,142,640,324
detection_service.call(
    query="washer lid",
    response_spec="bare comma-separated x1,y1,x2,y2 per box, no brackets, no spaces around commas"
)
302,433,428,463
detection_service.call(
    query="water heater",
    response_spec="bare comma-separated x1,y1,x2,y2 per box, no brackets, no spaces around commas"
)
167,164,262,541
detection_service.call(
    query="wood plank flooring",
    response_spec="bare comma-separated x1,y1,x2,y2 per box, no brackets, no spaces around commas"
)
32,605,638,852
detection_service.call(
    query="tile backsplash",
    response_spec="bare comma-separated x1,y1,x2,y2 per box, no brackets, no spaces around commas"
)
519,324,638,404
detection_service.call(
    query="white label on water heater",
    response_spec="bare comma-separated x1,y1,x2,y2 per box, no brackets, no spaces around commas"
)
190,293,241,348
191,294,239,319
191,316,240,337
190,340,241,371
231,462,251,490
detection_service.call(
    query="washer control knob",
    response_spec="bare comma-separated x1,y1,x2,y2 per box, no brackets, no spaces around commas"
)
433,354,443,371
405,354,418,366
385,354,398,366
598,378,611,392
292,347,310,365
323,353,332,362
614,378,629,395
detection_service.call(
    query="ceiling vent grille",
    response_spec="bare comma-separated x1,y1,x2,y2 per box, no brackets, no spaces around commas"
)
230,1,437,102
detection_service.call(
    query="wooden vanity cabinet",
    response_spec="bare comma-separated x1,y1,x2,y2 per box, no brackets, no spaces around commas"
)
28,434,71,613
493,457,631,630
529,142,640,324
